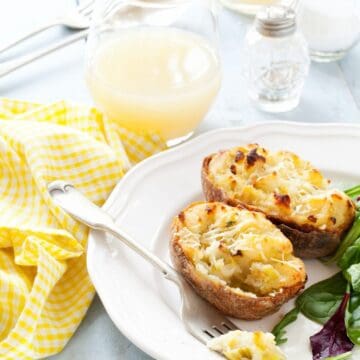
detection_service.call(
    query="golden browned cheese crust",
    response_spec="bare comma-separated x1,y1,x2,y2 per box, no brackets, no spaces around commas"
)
170,202,306,320
202,144,355,258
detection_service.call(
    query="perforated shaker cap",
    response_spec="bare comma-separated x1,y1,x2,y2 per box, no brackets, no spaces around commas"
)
255,6,296,38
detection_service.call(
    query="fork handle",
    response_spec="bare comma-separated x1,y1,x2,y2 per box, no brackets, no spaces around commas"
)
103,221,181,283
48,180,183,286
0,20,61,55
0,29,89,78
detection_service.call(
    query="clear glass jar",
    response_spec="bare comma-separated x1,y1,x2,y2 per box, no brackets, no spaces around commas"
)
244,6,310,113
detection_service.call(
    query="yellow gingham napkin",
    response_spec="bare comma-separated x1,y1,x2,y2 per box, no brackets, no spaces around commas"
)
0,98,166,359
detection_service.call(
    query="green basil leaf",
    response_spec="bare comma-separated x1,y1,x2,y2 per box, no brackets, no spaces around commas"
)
326,185,360,264
271,307,299,345
346,291,360,345
325,212,360,264
345,264,360,292
296,272,348,324
339,238,360,270
345,184,360,198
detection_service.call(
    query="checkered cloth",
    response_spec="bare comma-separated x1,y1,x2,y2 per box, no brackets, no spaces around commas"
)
0,98,166,359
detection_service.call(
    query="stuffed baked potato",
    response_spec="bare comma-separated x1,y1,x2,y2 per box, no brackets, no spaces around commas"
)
170,202,306,320
202,144,355,258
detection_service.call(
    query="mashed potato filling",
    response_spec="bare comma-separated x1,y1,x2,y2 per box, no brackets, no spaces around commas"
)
208,330,286,360
207,144,353,231
176,203,305,296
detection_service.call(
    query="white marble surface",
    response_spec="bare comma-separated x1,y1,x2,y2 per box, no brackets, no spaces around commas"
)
1,1,360,359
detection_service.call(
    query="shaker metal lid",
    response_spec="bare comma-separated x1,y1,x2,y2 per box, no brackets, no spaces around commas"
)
255,6,296,38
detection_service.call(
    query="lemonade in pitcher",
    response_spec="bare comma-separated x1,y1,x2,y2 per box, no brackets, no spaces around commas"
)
86,27,221,142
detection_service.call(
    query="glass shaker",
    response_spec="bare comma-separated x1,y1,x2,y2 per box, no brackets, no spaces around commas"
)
244,6,310,113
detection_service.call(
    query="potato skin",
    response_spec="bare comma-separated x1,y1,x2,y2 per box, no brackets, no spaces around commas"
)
202,154,354,259
170,213,306,320
276,223,339,258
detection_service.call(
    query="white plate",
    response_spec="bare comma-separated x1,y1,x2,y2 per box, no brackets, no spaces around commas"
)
87,122,360,360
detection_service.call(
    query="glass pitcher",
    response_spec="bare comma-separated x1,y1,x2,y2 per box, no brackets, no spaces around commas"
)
85,0,221,145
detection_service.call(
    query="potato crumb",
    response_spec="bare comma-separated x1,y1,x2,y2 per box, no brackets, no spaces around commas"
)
207,330,286,360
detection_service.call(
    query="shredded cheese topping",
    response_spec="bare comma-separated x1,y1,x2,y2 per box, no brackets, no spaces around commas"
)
207,144,354,232
176,203,306,296
208,330,286,360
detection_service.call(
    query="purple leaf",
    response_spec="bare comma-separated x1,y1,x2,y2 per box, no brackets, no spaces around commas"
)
310,293,354,360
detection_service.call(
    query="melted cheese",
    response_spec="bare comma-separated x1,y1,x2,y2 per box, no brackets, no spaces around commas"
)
176,203,305,296
208,330,286,360
207,144,354,232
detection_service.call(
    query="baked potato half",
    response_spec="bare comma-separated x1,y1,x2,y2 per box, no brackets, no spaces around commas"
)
202,144,355,258
170,202,306,320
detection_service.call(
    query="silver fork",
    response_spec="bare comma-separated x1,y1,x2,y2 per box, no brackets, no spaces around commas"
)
0,0,94,55
48,181,238,344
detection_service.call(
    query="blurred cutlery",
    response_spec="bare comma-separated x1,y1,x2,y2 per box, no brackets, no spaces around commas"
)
0,29,88,78
0,0,94,55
